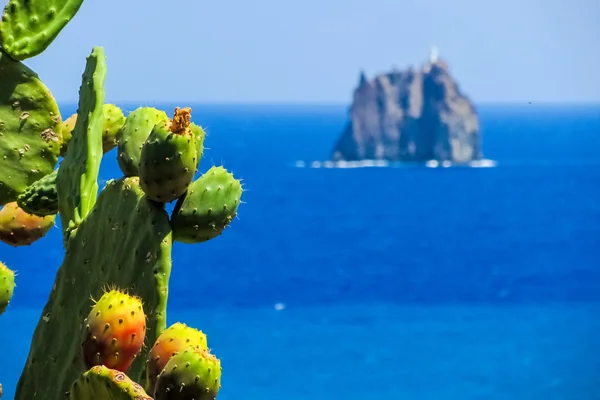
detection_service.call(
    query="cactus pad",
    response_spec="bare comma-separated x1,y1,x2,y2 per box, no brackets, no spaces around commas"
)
146,322,208,394
0,261,15,316
0,50,62,206
0,0,84,60
82,288,147,372
16,167,58,216
170,166,242,244
15,176,173,400
67,366,152,400
154,348,221,400
61,104,126,156
56,46,105,235
0,201,55,246
117,107,169,177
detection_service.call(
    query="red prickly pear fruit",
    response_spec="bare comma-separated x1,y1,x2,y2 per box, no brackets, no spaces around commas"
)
145,322,208,394
0,202,55,247
81,287,147,372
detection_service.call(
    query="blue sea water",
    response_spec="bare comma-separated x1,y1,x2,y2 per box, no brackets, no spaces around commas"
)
1,103,600,399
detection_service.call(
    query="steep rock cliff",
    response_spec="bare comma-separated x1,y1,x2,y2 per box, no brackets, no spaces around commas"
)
331,58,482,163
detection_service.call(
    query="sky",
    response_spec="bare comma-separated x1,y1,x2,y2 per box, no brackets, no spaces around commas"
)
22,0,600,104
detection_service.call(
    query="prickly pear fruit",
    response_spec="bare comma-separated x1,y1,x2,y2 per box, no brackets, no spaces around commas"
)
117,107,170,177
82,288,147,373
0,0,84,60
0,51,62,206
16,168,58,216
0,262,15,316
146,322,208,394
0,201,55,246
170,166,242,244
139,107,198,203
190,123,206,165
60,113,77,156
60,104,126,156
154,348,221,400
67,365,152,400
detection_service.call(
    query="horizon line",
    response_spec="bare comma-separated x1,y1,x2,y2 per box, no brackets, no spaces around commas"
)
54,100,600,107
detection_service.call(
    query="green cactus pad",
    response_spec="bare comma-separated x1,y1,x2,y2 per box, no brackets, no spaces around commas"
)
170,166,242,244
0,0,84,60
61,104,126,156
117,107,169,177
67,365,152,400
139,107,198,203
15,176,173,400
154,348,221,400
0,261,15,316
0,50,62,206
56,46,106,236
16,167,58,216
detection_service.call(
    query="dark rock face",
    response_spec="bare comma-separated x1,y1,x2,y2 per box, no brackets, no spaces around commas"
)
331,59,482,163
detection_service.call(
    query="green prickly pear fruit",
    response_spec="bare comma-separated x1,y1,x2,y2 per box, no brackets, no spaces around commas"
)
154,348,221,400
139,107,198,203
82,288,147,373
0,261,15,316
60,104,126,156
117,107,170,177
0,50,62,206
0,201,55,246
170,166,242,244
67,365,152,400
16,168,58,216
0,0,84,61
190,123,206,165
146,322,209,395
101,104,127,153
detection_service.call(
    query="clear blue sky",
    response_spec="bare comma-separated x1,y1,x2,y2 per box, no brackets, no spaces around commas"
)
25,0,600,104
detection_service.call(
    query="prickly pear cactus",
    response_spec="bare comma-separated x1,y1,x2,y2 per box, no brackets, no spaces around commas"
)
154,348,221,400
67,366,152,400
14,47,173,400
0,201,55,246
14,176,173,399
0,50,62,206
170,166,243,244
0,261,15,316
55,46,105,235
16,167,58,216
117,107,170,177
61,103,126,156
0,0,84,60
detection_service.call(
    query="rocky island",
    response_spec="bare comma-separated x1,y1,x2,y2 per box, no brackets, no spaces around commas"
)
331,49,483,165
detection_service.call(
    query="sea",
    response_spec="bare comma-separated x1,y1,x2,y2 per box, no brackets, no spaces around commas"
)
1,103,599,399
